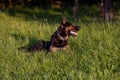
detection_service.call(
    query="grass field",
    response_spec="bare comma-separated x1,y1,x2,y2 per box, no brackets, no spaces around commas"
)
0,7,120,80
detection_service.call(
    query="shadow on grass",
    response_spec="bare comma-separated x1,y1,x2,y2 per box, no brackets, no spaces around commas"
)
0,5,102,23
1,8,68,23
1,5,119,24
11,33,44,51
27,37,41,48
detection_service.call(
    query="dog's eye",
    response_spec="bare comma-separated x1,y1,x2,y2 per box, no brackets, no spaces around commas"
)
65,23,71,27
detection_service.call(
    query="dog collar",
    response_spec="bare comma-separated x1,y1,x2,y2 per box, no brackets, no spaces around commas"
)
57,33,67,41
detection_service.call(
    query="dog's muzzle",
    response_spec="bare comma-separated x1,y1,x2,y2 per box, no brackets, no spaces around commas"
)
70,26,80,36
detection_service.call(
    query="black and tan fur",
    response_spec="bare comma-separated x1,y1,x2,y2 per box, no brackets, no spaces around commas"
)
19,17,80,52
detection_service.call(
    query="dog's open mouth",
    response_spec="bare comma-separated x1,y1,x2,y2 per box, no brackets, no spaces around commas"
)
70,31,78,36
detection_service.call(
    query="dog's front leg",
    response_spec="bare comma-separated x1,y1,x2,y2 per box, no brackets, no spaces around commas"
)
61,45,69,50
49,46,58,52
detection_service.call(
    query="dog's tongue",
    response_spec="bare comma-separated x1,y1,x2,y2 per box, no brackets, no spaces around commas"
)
70,31,78,36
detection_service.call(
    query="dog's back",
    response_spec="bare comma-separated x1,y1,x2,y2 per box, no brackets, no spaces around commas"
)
28,40,46,51
18,40,51,52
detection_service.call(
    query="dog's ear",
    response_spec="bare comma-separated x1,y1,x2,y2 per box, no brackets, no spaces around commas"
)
62,17,66,24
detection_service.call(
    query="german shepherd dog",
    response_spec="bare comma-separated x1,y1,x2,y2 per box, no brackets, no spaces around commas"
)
19,17,80,52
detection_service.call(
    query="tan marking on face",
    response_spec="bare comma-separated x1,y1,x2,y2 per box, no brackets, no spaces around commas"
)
66,25,75,32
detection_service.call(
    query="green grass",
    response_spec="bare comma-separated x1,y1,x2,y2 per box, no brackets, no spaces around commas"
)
0,7,120,80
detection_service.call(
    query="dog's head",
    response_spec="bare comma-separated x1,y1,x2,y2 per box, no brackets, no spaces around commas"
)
59,17,80,37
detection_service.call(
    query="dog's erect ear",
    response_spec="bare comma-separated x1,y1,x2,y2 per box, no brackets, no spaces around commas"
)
62,17,66,24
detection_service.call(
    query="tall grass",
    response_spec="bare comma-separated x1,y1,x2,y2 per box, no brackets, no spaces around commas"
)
0,7,120,80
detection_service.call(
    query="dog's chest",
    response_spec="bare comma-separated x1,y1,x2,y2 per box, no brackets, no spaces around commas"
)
58,40,68,46
53,39,68,47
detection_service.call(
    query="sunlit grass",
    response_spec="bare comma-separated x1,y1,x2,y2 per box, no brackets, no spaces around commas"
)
0,8,120,80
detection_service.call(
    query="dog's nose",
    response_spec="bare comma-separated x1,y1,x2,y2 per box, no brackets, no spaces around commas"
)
75,26,80,31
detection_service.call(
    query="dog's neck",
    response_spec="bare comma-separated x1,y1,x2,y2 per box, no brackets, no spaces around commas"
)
57,32,68,41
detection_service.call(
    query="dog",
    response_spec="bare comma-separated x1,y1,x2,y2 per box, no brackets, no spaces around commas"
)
19,17,80,52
